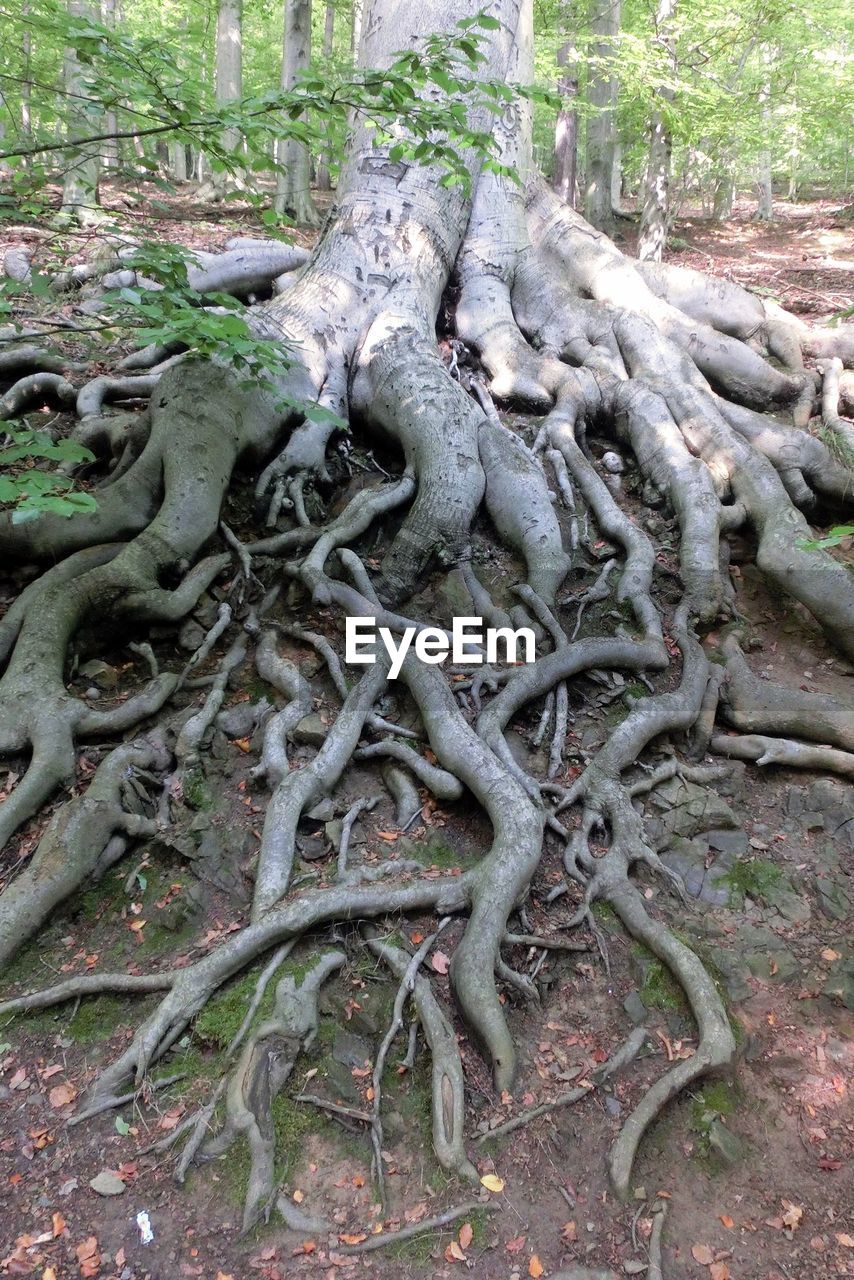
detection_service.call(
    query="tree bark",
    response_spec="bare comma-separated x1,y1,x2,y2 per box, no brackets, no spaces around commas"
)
637,0,676,262
552,42,578,206
315,1,336,191
274,0,321,225
210,0,243,198
61,0,102,223
584,0,620,231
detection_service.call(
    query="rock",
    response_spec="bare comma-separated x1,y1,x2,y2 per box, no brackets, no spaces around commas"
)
707,1118,747,1166
324,1059,364,1106
293,714,328,746
332,1030,371,1070
325,819,343,851
704,829,748,857
297,835,328,862
178,619,206,652
306,798,335,822
655,779,738,841
89,1170,126,1197
660,838,706,898
815,878,848,921
745,950,797,982
77,659,118,689
604,1093,623,1118
713,954,751,1003
217,698,271,738
601,450,625,474
762,879,811,925
622,991,647,1025
823,967,854,1010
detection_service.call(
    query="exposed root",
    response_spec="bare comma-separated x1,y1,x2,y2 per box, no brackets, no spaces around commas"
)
338,1200,494,1255
710,731,854,778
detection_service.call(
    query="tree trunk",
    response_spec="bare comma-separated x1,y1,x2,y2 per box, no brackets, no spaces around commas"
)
584,0,620,230
637,0,676,262
315,2,336,191
210,0,243,198
351,0,363,58
274,0,320,225
755,49,773,219
100,0,119,171
552,42,578,206
61,0,101,223
21,2,31,162
3,0,853,1246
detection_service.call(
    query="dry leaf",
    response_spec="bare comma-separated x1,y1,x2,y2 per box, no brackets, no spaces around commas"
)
529,1256,544,1278
480,1173,505,1193
376,831,400,842
709,1264,730,1280
691,1243,714,1265
719,1215,734,1229
51,1213,66,1238
459,1223,473,1250
836,1234,854,1248
339,1234,366,1246
506,1235,526,1253
49,1083,77,1109
431,950,450,975
42,1269,58,1280
215,1273,235,1280
444,1241,466,1262
292,1189,305,1203
821,949,841,963
781,1201,803,1235
561,1221,578,1242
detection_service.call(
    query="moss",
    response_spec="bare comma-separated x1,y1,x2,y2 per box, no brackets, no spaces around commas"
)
405,833,466,870
725,857,782,906
193,966,272,1049
636,953,685,1013
272,1094,315,1177
689,1079,742,1159
11,994,140,1045
183,765,214,811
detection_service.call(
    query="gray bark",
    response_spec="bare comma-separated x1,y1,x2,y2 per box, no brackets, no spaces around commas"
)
552,42,578,206
637,0,676,262
315,2,336,190
61,0,101,223
211,0,243,197
584,0,620,230
274,0,320,224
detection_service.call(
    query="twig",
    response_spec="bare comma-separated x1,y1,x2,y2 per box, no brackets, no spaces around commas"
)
338,1199,494,1254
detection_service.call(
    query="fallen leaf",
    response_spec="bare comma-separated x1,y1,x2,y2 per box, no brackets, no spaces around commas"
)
292,1189,304,1203
339,1234,366,1246
709,1264,730,1280
232,737,251,753
410,932,425,945
836,1233,854,1247
719,1215,734,1229
42,1269,58,1280
51,1214,65,1238
376,831,400,842
215,1273,235,1280
158,1107,184,1131
40,1065,63,1080
431,950,450,975
459,1223,473,1250
529,1256,544,1278
821,949,841,963
9,1068,28,1089
561,1221,578,1242
691,1244,714,1265
480,1174,505,1193
781,1201,803,1235
445,1241,466,1262
49,1083,77,1109
506,1235,526,1253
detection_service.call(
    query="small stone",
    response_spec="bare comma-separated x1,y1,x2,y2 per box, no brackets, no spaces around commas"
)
704,829,749,857
297,835,328,862
178,619,205,652
707,1118,747,1166
306,798,334,822
332,1030,372,1069
77,659,118,689
622,991,647,1025
89,1170,126,1197
604,1093,623,1118
623,1262,647,1275
293,714,328,746
601,450,625,474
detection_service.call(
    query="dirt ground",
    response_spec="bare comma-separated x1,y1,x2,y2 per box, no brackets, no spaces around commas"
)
0,187,852,1280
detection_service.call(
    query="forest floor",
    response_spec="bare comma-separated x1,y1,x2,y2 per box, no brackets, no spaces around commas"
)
0,187,852,1280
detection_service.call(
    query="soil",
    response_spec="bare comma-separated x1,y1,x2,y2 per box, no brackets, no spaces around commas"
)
0,186,852,1280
